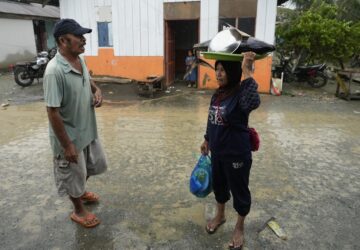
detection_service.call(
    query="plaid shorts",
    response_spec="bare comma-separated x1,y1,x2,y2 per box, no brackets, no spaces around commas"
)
53,139,107,198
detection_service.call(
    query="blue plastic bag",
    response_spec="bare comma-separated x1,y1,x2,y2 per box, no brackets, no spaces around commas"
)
189,155,212,198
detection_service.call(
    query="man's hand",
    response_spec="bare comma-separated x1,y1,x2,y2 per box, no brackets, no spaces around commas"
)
90,79,103,108
93,87,103,107
47,107,77,162
64,143,78,163
200,140,209,155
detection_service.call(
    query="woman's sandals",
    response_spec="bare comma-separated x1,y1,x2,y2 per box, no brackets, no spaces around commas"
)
205,219,226,234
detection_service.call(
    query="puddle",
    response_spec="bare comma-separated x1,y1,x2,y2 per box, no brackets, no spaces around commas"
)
0,93,359,249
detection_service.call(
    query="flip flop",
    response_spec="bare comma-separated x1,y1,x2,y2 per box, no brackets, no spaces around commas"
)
81,191,99,203
205,219,226,234
228,239,244,250
228,244,243,250
70,212,100,228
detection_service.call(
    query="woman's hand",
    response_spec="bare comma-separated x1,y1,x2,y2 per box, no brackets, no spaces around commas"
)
242,52,256,80
200,140,209,155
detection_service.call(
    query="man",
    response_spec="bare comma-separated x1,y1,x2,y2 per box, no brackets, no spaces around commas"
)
43,19,107,228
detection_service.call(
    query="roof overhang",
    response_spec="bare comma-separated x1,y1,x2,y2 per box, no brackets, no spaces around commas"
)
277,0,290,5
0,1,59,19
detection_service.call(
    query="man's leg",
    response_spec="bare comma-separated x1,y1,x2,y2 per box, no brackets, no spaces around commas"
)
85,139,107,177
69,195,100,227
54,150,100,227
69,196,87,216
80,139,107,203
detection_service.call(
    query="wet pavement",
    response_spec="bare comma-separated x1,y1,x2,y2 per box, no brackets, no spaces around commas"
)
0,73,360,250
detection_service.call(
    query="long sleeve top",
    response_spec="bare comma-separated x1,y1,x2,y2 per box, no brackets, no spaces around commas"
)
204,77,260,158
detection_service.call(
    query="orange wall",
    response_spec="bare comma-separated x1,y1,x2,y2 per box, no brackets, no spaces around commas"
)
86,48,272,93
85,48,164,80
198,56,272,93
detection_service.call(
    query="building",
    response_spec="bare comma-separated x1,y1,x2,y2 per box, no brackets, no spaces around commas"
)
60,0,278,93
0,0,59,69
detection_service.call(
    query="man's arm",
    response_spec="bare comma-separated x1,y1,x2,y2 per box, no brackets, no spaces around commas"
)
47,107,78,163
90,79,103,107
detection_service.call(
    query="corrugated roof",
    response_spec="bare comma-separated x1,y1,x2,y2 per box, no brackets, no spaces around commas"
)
0,1,59,18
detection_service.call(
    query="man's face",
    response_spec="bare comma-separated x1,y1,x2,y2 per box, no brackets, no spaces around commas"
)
61,34,86,55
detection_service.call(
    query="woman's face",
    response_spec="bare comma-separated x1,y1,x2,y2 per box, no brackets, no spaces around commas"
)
216,63,228,87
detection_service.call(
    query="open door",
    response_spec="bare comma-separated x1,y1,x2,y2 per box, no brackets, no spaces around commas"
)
165,21,175,86
33,20,47,52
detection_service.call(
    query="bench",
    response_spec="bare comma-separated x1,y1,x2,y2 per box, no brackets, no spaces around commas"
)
136,75,165,97
335,69,360,101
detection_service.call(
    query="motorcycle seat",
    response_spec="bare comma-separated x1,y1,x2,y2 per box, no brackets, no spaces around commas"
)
15,61,37,66
298,63,326,70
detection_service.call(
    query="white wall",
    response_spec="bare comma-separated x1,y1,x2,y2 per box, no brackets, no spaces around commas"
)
94,0,111,6
255,0,277,45
112,0,164,56
60,0,164,56
0,18,37,68
200,0,219,43
164,0,198,2
60,0,276,56
60,0,98,56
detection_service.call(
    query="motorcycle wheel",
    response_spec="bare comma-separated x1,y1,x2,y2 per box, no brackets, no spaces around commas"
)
307,72,327,88
14,67,34,87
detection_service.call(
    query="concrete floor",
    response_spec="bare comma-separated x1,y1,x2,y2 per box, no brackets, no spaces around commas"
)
0,73,359,250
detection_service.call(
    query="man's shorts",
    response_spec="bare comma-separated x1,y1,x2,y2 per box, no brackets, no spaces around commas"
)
53,139,107,198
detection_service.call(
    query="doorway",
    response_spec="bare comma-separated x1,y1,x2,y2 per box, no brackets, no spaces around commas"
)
164,20,199,86
33,20,47,52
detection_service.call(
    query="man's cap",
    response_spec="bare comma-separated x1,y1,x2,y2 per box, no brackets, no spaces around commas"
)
53,18,92,38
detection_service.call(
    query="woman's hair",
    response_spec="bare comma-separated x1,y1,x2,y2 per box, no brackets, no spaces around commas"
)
214,60,242,101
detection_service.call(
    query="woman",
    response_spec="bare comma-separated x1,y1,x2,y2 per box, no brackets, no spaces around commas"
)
185,49,197,88
200,52,260,250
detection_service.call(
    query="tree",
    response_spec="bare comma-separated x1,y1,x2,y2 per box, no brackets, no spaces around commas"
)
290,0,334,10
336,0,360,22
289,0,360,22
276,2,360,68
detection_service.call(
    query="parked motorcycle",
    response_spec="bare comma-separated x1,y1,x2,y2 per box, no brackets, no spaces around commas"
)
14,47,57,87
272,55,328,88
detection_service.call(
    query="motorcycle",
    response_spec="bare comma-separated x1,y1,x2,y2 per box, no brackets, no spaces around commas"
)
272,55,328,88
14,47,57,87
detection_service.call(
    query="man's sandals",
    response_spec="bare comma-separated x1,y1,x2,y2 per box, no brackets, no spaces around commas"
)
205,219,226,234
70,212,100,228
80,191,99,203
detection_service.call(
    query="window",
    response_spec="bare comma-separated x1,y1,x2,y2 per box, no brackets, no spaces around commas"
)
97,22,113,47
218,17,255,36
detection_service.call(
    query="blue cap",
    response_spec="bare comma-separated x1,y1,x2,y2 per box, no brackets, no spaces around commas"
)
53,18,92,38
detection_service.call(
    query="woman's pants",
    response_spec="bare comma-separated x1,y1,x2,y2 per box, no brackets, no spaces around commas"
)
211,154,252,216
